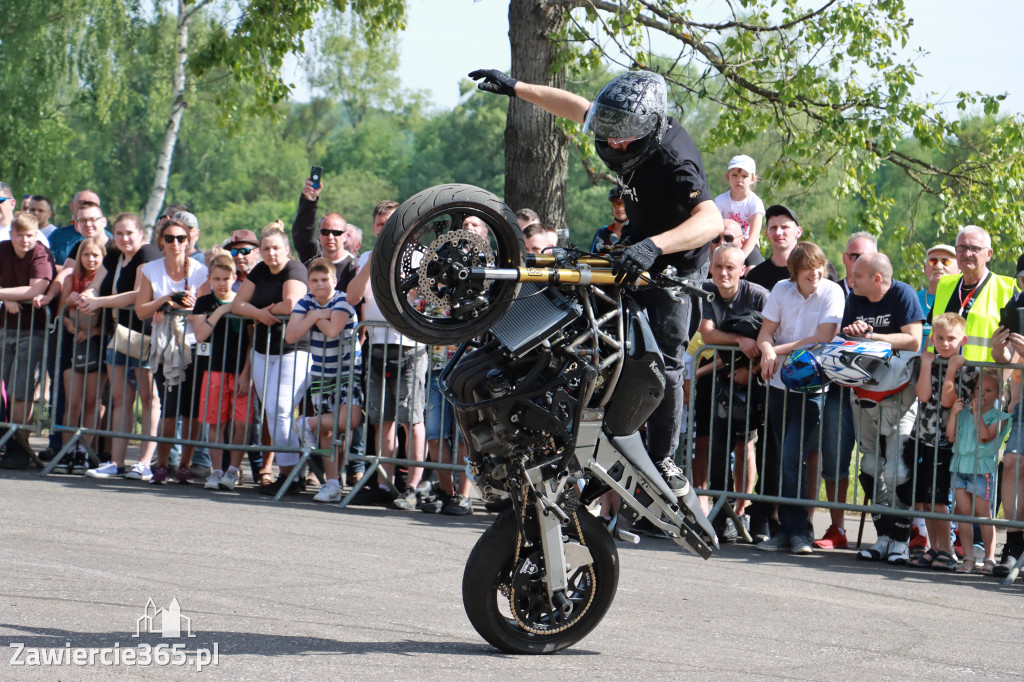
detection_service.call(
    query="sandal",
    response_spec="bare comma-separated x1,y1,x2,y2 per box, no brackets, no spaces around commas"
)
258,472,275,487
911,548,940,568
930,550,959,571
956,559,977,574
978,558,998,575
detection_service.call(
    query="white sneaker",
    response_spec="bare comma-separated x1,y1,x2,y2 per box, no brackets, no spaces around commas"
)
858,535,891,561
85,462,125,479
294,416,317,450
313,481,343,503
219,468,241,491
886,540,910,565
124,462,153,481
204,470,224,490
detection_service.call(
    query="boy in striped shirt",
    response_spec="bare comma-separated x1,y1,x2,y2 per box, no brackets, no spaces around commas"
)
285,258,362,502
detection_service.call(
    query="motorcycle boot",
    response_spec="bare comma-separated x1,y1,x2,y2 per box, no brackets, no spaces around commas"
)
655,457,719,554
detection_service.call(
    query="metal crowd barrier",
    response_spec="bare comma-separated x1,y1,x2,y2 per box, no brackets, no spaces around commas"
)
689,343,1024,585
38,305,473,505
0,304,51,469
331,320,470,509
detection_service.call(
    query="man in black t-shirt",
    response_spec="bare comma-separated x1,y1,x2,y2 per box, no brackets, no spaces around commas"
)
744,205,802,292
470,68,723,491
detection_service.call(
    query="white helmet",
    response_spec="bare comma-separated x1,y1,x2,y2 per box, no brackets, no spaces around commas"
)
809,338,893,387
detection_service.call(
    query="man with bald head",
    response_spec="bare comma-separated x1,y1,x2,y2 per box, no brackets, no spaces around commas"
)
291,175,359,291
840,251,925,565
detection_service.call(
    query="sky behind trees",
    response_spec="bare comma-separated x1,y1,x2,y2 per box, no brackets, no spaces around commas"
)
396,0,1024,115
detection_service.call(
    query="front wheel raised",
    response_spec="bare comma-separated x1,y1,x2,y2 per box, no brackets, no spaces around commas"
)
370,184,524,345
462,510,619,654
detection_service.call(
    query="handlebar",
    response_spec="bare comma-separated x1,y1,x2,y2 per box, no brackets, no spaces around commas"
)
465,260,714,302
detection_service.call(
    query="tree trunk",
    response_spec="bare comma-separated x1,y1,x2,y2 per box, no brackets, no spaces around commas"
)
140,0,191,239
505,0,569,229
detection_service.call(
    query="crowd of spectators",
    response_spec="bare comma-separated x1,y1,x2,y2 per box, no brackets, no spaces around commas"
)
2,156,1024,577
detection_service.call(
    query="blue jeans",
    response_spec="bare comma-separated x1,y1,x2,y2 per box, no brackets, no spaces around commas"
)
766,386,823,536
815,385,855,482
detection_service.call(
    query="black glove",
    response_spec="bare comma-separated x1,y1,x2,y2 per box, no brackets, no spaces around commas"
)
613,238,662,284
468,69,518,97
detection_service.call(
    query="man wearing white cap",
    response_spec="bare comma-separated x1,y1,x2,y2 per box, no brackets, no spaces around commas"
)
714,154,764,260
918,244,959,350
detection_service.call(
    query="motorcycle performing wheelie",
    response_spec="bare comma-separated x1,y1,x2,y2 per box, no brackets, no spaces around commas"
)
369,183,718,654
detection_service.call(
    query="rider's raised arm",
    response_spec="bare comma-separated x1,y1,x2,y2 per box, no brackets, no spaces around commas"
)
469,68,590,124
515,82,591,124
648,200,724,256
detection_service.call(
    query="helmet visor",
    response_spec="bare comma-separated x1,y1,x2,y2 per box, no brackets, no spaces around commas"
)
583,102,658,143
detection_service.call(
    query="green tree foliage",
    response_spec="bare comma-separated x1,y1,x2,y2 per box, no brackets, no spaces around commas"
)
547,0,1024,268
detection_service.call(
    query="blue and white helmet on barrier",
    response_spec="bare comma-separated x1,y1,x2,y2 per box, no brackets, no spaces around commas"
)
780,347,828,392
809,338,894,387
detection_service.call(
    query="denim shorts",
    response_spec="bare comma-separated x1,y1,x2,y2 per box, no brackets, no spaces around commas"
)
1005,413,1024,455
953,472,994,500
105,347,151,370
425,375,456,442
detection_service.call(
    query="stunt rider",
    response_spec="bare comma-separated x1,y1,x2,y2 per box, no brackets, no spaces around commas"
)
470,68,723,492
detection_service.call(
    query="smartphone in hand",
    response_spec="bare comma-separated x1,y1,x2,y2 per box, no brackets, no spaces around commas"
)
310,165,323,190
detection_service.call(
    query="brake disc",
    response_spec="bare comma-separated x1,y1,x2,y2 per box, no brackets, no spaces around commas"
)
417,229,495,312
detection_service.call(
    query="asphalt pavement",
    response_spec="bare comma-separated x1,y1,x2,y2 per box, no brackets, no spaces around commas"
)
1,469,1022,680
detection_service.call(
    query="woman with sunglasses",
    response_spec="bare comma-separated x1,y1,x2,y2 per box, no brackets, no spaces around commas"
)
135,212,210,484
79,212,163,480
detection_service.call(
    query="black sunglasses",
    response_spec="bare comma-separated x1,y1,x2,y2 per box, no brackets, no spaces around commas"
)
230,247,254,257
711,234,736,244
320,228,345,238
162,234,189,244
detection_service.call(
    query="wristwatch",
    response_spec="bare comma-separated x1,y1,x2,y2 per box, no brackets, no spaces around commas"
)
865,331,873,339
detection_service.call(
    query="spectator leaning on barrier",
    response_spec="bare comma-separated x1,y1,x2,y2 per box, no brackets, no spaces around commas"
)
79,212,163,481
841,252,924,565
947,369,1010,574
133,213,210,484
232,222,311,495
918,244,959,350
928,225,1017,362
908,312,971,570
808,232,878,550
0,183,51,249
0,212,56,469
697,243,769,539
755,241,845,555
192,249,254,492
287,258,362,504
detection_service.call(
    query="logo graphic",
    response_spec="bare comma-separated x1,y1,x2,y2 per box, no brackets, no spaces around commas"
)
134,598,195,638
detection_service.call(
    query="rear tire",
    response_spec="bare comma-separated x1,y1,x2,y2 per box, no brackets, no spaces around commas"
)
370,184,524,345
462,510,619,654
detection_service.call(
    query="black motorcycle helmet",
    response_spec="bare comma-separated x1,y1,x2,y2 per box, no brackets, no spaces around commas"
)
584,71,668,175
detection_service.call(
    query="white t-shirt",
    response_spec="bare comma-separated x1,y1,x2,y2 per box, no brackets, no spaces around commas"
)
140,258,209,346
762,278,845,391
356,251,418,347
714,191,765,240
